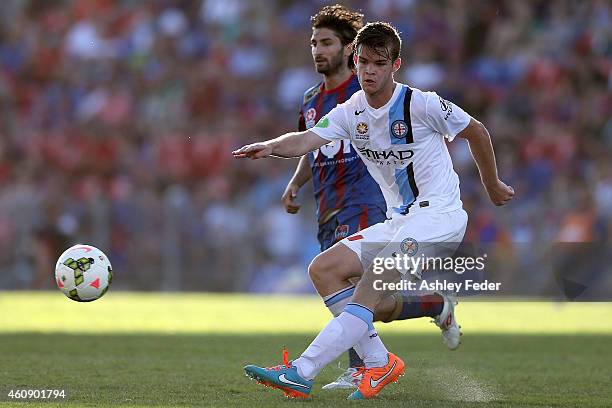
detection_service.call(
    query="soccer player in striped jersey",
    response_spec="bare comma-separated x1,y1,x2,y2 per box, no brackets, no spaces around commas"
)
234,21,514,399
282,6,385,256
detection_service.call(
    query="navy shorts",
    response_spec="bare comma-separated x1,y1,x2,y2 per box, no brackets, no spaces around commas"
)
317,205,387,252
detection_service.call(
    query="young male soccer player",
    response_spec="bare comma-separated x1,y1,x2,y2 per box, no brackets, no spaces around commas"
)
282,6,386,388
281,5,465,390
234,22,514,399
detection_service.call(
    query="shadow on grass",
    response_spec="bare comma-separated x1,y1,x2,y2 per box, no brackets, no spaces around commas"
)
0,333,611,407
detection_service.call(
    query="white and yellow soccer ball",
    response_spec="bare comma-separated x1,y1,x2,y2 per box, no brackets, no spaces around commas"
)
55,244,113,302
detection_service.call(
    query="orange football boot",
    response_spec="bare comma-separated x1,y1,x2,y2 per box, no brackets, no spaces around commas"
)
347,353,405,399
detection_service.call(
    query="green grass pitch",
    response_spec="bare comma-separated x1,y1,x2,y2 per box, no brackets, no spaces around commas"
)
1,292,611,407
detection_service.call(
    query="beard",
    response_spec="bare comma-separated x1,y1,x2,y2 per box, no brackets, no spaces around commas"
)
315,50,345,75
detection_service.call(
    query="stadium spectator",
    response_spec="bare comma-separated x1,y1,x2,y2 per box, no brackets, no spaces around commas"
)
0,0,609,293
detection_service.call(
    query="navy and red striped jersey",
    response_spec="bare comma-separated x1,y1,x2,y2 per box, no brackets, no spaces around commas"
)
298,74,386,223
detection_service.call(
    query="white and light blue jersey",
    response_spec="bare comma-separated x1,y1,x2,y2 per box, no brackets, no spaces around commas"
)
310,83,471,217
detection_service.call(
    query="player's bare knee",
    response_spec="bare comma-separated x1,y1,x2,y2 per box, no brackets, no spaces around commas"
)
308,249,357,289
307,253,334,288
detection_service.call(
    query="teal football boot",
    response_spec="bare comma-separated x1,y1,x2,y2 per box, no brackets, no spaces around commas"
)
244,349,313,398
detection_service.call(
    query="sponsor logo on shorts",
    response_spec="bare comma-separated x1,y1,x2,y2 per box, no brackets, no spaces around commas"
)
334,224,350,241
400,237,418,256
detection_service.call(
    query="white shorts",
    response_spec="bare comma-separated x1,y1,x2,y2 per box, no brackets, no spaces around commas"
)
340,207,468,277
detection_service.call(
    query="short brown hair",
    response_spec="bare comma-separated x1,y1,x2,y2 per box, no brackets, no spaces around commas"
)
311,4,364,46
353,22,402,61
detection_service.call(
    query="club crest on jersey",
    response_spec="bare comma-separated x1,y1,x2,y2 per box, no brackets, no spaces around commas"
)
391,120,408,139
400,237,418,256
334,224,350,241
305,108,317,128
355,122,369,140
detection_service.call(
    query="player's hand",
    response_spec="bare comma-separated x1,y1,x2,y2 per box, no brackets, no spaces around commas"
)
484,179,515,206
281,183,301,214
232,143,273,159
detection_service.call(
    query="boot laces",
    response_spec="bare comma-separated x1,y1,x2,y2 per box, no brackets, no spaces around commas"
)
266,347,290,371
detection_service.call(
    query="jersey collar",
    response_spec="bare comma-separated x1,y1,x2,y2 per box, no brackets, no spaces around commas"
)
321,73,356,94
364,82,403,115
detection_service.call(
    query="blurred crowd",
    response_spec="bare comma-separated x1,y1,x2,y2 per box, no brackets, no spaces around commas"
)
0,0,610,294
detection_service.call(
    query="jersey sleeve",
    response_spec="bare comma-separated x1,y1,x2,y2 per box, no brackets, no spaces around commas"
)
309,103,351,141
423,92,471,142
297,109,306,132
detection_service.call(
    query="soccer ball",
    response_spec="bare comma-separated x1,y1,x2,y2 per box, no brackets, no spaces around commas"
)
55,244,113,302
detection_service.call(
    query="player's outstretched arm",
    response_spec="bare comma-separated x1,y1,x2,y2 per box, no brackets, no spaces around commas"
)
458,118,515,206
282,156,312,214
232,130,329,160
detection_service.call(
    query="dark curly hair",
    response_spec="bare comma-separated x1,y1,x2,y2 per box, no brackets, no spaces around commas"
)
353,22,401,62
311,4,364,69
